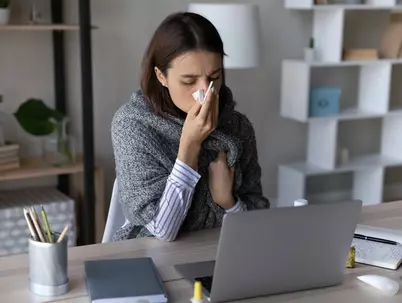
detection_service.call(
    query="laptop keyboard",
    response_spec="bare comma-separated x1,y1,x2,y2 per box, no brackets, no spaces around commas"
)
195,276,213,293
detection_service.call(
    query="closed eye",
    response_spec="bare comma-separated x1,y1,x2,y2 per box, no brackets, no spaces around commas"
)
181,81,196,86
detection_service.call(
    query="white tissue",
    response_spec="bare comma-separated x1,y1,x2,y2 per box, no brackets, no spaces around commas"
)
357,275,400,295
192,81,215,105
192,89,205,104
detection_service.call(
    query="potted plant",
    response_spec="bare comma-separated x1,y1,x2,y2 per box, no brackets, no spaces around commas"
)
304,37,316,62
14,98,74,166
0,0,10,25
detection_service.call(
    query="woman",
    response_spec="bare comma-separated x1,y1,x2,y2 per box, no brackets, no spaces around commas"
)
111,12,269,242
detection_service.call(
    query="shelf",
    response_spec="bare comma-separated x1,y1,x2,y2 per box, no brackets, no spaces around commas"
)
279,0,402,208
0,157,83,182
308,108,402,122
282,154,402,176
287,4,402,10
281,60,393,122
0,24,98,31
285,59,402,68
285,0,402,10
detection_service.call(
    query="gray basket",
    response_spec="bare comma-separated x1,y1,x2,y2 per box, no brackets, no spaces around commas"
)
0,187,76,257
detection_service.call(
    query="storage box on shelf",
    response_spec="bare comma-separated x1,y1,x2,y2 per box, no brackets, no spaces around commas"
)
0,187,76,257
278,1,402,207
0,156,106,243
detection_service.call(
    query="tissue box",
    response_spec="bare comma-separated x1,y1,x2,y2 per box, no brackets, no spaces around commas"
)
309,87,341,117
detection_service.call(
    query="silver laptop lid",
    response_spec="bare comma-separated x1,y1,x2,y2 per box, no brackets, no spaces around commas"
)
210,200,362,302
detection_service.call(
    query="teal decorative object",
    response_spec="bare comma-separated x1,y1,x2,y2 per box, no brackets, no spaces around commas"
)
309,87,341,117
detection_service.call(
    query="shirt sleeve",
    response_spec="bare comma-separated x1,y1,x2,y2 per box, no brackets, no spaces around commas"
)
145,159,200,241
225,200,247,213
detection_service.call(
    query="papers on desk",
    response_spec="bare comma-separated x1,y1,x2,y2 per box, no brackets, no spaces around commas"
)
353,225,402,270
353,238,402,270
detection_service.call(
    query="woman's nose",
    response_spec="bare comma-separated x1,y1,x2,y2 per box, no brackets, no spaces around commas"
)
199,78,210,91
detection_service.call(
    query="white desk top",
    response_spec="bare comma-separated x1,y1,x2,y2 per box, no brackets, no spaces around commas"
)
1,201,402,302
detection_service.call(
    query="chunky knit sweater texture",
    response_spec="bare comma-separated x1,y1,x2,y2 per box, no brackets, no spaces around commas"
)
111,89,269,241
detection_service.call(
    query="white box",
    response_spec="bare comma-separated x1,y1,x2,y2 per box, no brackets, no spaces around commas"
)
0,187,76,257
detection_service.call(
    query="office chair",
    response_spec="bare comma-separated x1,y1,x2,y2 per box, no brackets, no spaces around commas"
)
102,179,126,243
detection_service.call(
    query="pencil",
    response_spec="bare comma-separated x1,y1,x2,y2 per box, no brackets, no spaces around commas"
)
29,207,46,243
41,205,53,243
30,206,44,233
23,208,38,241
57,225,69,243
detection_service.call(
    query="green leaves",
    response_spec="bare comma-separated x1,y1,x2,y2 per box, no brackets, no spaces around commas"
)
14,99,65,136
0,0,10,9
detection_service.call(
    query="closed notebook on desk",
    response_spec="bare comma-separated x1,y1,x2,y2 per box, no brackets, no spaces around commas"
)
84,257,168,303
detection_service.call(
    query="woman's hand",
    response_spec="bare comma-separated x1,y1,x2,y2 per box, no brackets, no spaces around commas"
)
178,90,219,169
209,152,235,210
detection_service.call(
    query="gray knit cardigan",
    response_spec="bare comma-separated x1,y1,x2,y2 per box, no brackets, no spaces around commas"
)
111,89,269,241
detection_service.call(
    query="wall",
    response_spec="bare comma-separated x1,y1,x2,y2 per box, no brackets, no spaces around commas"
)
0,0,400,205
0,0,56,189
64,0,312,205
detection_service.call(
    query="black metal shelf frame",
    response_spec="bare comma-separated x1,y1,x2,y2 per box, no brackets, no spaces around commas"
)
51,0,95,245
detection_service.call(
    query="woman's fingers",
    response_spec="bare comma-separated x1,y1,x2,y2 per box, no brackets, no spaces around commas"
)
198,89,215,120
213,92,219,127
188,99,202,118
203,93,219,132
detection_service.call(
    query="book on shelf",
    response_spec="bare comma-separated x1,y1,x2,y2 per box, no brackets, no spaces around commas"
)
0,161,20,171
0,144,20,171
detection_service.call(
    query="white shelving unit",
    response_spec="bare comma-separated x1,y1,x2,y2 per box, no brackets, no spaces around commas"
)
279,0,402,207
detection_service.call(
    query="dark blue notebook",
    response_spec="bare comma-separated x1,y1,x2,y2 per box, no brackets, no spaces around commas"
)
84,257,168,303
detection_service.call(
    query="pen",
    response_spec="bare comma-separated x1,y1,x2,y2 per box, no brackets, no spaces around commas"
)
354,233,398,245
41,205,53,243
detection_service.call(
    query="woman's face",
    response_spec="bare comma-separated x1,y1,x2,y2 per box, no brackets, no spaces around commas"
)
155,50,223,113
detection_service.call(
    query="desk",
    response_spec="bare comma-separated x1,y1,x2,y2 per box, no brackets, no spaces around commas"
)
1,201,402,303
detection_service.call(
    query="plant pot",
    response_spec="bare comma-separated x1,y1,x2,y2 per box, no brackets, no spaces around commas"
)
304,47,316,62
0,8,10,25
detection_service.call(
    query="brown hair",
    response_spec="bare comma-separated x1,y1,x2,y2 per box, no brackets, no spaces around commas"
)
140,12,228,117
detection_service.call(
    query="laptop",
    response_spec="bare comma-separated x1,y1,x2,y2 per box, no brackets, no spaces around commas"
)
175,200,362,302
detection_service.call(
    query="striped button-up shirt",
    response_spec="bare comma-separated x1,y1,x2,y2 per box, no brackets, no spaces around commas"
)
144,159,246,241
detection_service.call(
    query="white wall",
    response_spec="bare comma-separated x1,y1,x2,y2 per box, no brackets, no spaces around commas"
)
0,0,56,189
1,0,401,204
63,0,312,204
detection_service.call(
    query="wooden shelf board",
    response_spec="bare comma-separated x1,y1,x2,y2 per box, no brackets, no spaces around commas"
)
307,108,402,122
0,158,83,182
285,58,402,67
0,24,98,31
282,154,402,176
287,4,402,10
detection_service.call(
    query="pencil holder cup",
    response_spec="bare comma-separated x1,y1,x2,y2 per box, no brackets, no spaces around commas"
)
28,233,69,296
